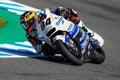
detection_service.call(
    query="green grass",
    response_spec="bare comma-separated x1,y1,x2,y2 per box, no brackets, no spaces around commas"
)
0,8,27,44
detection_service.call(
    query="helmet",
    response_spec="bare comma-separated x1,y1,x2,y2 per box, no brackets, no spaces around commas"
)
20,11,37,31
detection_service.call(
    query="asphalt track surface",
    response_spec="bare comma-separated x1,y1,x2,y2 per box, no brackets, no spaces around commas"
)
0,0,120,80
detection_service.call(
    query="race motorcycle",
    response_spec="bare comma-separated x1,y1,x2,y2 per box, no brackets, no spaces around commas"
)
35,8,105,65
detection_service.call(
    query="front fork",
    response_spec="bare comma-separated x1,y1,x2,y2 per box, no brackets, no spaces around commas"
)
90,38,100,50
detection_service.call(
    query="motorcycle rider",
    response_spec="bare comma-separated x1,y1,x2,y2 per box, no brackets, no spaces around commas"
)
20,11,44,54
20,7,88,54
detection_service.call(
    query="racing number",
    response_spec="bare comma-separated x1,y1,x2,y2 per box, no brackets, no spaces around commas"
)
46,18,51,25
41,18,51,31
41,21,45,31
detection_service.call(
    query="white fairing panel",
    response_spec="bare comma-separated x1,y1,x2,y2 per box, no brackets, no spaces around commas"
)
78,20,104,46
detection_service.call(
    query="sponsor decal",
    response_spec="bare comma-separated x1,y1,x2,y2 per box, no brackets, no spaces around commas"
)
67,24,74,32
0,18,6,28
80,34,89,50
56,17,63,26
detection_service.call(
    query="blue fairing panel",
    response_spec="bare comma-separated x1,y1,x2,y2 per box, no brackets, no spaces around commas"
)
65,25,79,42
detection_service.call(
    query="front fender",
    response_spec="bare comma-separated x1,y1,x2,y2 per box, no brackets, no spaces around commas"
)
53,35,66,43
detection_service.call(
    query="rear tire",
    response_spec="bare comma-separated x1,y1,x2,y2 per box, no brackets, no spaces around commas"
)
42,43,56,56
55,40,83,65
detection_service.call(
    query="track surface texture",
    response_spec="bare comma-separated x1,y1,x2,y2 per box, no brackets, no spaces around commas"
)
0,0,120,80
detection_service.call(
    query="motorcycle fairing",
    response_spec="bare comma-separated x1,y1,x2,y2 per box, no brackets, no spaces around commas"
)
65,25,79,42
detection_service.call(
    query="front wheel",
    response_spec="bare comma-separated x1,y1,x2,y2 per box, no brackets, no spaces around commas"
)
55,40,83,65
92,45,105,64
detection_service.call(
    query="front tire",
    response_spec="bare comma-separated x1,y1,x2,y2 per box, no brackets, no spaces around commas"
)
55,40,83,65
92,46,105,64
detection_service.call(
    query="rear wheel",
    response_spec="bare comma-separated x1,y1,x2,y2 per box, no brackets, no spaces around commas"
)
42,43,56,56
55,40,83,65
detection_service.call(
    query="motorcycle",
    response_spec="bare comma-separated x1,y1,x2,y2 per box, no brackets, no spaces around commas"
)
35,8,105,65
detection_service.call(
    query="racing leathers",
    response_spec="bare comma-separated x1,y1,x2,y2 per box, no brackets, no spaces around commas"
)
26,23,42,54
20,11,43,54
